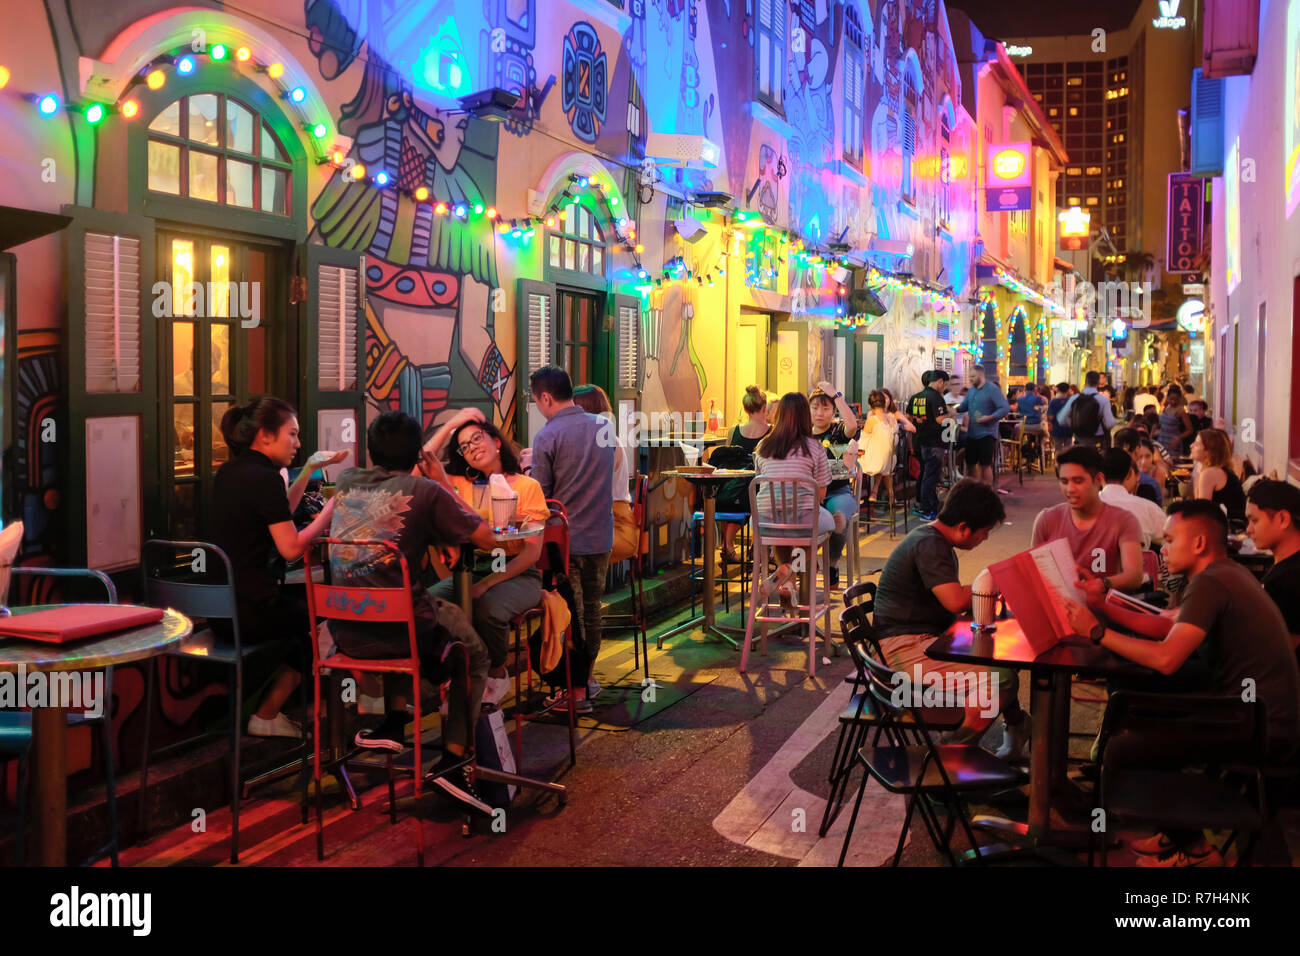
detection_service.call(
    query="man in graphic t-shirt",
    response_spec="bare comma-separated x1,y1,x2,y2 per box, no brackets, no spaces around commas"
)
330,411,496,811
906,369,950,521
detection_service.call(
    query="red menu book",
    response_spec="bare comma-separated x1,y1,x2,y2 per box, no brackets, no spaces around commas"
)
0,605,165,644
987,539,1088,655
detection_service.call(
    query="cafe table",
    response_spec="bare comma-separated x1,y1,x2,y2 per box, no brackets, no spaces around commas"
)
0,605,192,865
926,616,1153,864
657,469,756,649
456,523,545,616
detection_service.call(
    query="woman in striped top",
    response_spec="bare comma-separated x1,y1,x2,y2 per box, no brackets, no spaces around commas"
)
753,392,840,608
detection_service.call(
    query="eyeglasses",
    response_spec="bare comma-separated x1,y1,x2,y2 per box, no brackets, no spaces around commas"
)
457,431,489,456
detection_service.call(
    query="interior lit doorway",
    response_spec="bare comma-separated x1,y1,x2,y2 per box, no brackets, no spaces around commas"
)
158,228,286,538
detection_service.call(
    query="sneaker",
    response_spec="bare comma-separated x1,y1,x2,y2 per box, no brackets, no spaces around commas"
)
1131,831,1177,856
994,710,1031,762
827,566,840,589
536,688,593,715
483,675,512,709
587,677,602,699
247,712,302,739
354,715,405,753
1136,843,1224,868
426,754,493,815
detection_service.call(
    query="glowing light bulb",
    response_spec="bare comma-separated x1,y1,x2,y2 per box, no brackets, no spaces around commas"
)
349,163,366,180
289,87,306,103
486,207,498,219
267,62,284,79
473,203,484,215
176,56,195,75
0,66,9,90
311,123,327,138
211,44,228,61
453,203,468,219
235,47,251,62
84,103,104,124
146,69,165,90
121,99,139,119
374,171,389,186
434,202,448,216
414,186,429,201
37,94,59,115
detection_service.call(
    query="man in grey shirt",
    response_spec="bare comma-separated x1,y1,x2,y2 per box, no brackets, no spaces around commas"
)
529,365,615,711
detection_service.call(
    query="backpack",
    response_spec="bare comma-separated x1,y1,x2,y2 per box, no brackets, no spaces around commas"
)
1068,393,1103,437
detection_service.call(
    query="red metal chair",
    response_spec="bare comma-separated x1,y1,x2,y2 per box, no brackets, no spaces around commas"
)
510,500,578,769
303,537,468,866
604,473,651,680
1141,549,1160,585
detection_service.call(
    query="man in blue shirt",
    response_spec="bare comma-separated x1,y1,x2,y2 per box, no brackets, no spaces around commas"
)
529,365,615,711
1056,370,1117,449
956,366,1010,490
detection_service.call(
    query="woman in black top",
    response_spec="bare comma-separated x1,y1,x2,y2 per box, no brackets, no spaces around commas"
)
210,398,344,738
717,385,770,563
1190,428,1246,528
809,380,861,587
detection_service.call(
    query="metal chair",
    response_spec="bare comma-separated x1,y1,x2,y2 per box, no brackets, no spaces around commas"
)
820,611,964,838
303,538,450,864
740,477,833,676
2,562,119,866
509,501,578,769
836,643,1025,866
1091,692,1270,867
138,539,299,864
605,474,652,678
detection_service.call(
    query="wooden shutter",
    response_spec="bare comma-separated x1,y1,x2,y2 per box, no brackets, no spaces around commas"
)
317,263,359,392
515,279,556,443
299,244,365,473
62,205,158,568
613,293,643,400
84,232,143,393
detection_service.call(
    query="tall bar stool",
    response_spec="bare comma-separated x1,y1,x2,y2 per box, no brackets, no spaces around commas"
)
604,474,652,679
740,477,833,676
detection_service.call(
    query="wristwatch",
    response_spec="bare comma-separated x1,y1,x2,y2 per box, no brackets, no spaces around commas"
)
835,390,844,399
1089,622,1106,644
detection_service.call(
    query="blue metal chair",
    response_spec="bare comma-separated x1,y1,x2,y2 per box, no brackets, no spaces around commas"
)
3,566,119,866
138,538,299,864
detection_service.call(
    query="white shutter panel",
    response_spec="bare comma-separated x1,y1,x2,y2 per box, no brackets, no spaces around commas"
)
84,232,142,393
527,290,552,372
317,263,358,391
617,300,641,392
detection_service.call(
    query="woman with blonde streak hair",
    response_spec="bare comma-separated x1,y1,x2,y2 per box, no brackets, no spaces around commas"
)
572,385,638,563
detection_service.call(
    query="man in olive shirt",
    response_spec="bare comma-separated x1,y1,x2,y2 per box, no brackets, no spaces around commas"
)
1067,500,1300,865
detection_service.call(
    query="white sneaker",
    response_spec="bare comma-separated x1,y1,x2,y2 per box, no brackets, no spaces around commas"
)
587,678,602,699
483,675,512,708
247,712,302,739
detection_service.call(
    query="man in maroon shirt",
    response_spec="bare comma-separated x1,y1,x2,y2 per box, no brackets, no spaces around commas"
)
1031,445,1145,593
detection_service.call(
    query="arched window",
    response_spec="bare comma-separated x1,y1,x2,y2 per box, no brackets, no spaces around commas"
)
1010,309,1029,377
547,202,607,276
147,93,292,215
981,302,999,381
843,5,865,166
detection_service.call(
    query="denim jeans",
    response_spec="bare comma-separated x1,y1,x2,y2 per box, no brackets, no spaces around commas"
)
429,569,543,671
823,488,859,563
918,444,944,513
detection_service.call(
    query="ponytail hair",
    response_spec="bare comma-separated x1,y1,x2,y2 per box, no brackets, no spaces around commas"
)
220,397,297,455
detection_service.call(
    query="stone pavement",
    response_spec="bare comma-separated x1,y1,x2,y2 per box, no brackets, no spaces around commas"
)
106,473,1299,867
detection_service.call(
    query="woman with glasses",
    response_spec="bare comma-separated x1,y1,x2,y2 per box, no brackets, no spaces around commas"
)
425,408,550,707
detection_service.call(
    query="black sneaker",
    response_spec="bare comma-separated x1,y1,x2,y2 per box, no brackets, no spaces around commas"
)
828,567,840,589
426,753,493,815
354,714,406,753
